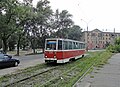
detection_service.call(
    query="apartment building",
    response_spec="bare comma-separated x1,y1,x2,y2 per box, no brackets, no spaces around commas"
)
81,29,120,50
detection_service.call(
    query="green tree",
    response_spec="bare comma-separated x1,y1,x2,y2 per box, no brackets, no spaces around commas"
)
68,25,82,40
15,0,36,55
21,5,37,54
35,0,53,52
20,36,29,50
0,0,21,53
51,9,74,38
8,34,17,51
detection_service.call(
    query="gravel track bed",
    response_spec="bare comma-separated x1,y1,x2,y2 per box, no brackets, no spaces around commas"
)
1,58,89,87
11,58,93,87
2,60,85,87
0,64,57,87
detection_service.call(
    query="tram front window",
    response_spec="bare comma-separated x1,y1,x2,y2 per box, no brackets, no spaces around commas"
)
46,40,56,50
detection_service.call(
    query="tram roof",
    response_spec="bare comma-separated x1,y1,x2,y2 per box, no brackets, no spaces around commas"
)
46,38,85,43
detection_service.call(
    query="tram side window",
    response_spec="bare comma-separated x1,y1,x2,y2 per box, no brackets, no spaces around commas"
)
58,40,62,50
82,44,84,49
83,44,85,49
81,44,83,49
81,43,84,49
68,41,72,49
63,41,68,50
76,42,78,49
79,43,82,49
73,42,76,49
78,43,80,49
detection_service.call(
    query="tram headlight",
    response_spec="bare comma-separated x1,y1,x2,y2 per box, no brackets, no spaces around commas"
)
54,52,56,58
45,56,47,58
54,55,56,58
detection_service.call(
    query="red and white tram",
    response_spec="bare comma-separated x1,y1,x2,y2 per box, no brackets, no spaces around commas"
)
44,38,86,63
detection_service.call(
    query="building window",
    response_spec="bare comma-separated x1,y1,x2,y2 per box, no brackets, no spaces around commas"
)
92,33,95,36
88,37,89,39
87,33,89,36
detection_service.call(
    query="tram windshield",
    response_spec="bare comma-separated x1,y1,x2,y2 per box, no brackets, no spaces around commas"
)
46,40,56,50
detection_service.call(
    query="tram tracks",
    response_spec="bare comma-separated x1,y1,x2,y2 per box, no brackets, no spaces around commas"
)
40,63,84,87
1,57,95,87
2,58,87,87
0,64,59,87
41,59,95,87
4,66,58,87
72,51,113,87
0,51,111,87
4,62,83,87
72,63,94,87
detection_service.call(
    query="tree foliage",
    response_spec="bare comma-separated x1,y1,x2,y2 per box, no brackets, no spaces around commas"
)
0,0,83,54
115,37,120,45
50,9,74,38
107,37,120,53
68,25,82,40
0,0,21,53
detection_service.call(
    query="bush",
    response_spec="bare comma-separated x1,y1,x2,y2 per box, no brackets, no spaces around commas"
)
107,44,120,53
114,45,120,52
106,45,115,52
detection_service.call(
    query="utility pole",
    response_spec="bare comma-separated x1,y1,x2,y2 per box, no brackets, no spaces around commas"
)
81,19,92,51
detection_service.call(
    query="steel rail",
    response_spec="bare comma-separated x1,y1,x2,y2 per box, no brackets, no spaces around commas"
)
4,66,58,87
72,57,98,87
72,64,94,87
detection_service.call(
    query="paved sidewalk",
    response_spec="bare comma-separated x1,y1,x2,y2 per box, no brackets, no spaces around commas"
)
77,53,120,87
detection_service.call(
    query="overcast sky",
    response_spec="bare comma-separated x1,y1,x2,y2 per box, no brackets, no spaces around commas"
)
33,0,120,32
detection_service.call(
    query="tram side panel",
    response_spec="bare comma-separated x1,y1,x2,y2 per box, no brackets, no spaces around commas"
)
60,49,85,63
45,49,85,63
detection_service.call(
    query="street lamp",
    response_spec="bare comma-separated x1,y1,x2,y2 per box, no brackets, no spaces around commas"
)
81,19,92,51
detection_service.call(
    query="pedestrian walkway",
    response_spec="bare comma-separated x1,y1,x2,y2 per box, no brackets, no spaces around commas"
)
77,53,120,87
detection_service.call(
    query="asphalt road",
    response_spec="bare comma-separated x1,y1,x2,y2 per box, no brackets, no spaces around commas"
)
0,54,44,76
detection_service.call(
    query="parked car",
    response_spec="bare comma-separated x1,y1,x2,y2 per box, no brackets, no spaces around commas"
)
0,50,12,59
0,50,5,54
0,54,20,68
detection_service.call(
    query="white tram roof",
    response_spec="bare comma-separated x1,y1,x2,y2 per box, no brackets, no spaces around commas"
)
46,38,85,43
